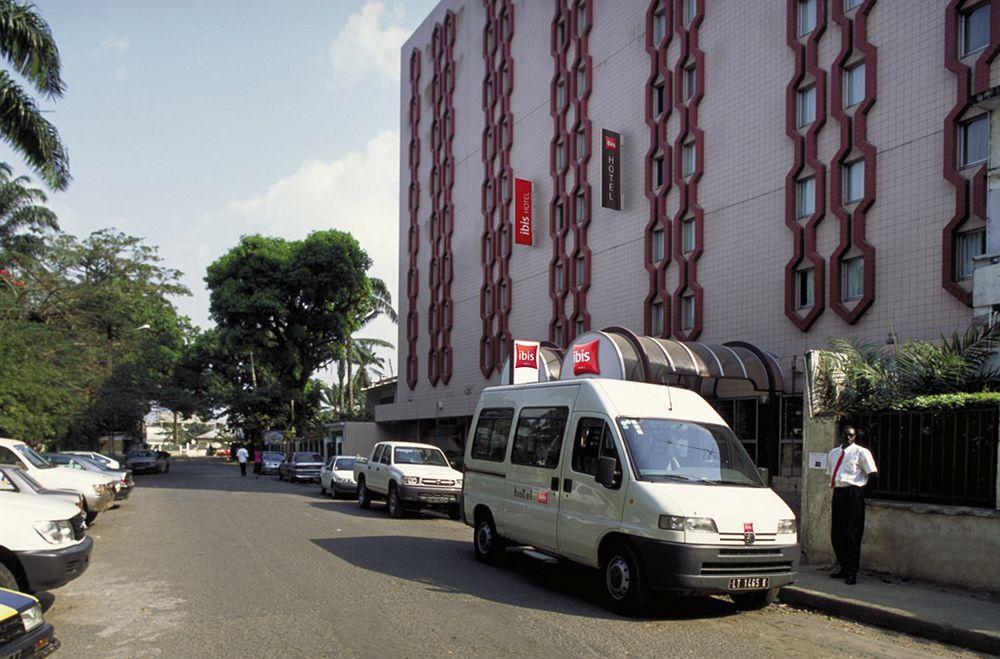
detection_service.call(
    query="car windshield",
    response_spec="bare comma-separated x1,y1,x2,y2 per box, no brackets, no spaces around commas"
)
14,444,54,469
393,447,449,467
9,468,43,491
263,452,283,461
333,458,356,470
617,417,763,487
294,453,322,462
128,451,154,459
75,455,111,472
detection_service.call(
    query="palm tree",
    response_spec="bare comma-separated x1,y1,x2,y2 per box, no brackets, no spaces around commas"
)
0,162,57,257
0,0,70,190
346,278,397,412
344,337,391,416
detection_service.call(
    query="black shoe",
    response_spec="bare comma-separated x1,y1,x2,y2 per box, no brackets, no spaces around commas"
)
829,571,847,578
845,574,857,585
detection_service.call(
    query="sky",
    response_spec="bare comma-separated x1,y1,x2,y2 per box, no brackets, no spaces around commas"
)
14,0,438,382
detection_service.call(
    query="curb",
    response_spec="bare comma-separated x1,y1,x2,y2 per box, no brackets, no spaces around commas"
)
779,586,1000,655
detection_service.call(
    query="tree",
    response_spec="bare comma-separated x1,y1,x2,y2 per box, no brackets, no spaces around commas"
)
346,277,396,413
0,162,57,258
0,0,70,190
205,230,375,436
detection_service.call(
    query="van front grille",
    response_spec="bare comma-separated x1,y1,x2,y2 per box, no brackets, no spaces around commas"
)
701,561,794,576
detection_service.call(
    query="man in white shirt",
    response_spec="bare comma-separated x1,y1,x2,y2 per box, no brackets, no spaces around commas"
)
236,446,249,478
826,425,877,585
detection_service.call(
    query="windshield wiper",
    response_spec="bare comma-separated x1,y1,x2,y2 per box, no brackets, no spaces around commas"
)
643,474,717,484
700,479,763,488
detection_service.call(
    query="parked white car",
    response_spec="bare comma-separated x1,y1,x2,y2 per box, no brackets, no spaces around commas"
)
462,378,799,614
0,438,114,525
0,466,83,511
319,456,358,498
63,450,121,470
0,490,93,593
354,442,463,519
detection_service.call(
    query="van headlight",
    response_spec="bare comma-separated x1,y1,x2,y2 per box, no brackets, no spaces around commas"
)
658,515,718,533
402,476,420,485
93,483,106,494
20,603,43,632
777,519,796,534
34,520,74,545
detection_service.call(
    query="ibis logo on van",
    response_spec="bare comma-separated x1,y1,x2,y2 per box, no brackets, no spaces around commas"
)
514,342,538,369
572,339,600,376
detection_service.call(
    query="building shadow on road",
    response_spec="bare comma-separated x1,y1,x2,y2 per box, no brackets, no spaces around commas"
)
310,534,739,622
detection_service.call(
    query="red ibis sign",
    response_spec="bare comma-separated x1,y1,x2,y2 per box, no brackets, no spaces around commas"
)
514,178,532,246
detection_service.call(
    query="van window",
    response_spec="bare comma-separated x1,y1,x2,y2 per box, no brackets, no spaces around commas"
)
0,447,25,468
470,408,514,462
571,418,620,476
511,407,569,469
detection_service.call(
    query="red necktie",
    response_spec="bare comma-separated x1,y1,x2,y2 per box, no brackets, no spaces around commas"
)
830,450,845,488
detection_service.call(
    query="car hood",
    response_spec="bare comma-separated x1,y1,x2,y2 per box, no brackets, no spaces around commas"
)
394,464,463,480
0,491,79,521
637,482,794,534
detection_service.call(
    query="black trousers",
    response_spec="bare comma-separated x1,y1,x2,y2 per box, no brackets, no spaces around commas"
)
831,486,866,576
239,462,247,477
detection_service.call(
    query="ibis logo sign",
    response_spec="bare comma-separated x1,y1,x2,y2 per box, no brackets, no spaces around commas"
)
514,342,538,369
572,339,600,376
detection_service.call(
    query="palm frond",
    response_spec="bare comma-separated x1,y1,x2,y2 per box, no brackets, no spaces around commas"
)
0,0,65,98
0,71,70,190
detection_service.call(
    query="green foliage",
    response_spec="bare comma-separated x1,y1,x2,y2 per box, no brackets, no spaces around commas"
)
891,391,1000,411
813,323,1000,417
0,163,57,258
0,0,70,190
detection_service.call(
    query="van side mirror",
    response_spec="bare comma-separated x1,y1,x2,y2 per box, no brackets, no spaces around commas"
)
596,456,619,488
757,467,770,485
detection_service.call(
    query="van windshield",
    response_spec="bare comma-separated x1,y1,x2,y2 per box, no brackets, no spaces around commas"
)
617,418,763,487
14,444,55,469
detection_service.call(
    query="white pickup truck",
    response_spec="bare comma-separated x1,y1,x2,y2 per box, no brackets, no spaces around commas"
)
354,441,463,519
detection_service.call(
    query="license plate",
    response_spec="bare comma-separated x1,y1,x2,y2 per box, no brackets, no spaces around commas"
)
729,577,769,590
424,496,452,503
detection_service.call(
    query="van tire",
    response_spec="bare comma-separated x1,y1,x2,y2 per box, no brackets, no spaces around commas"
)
601,541,650,616
357,479,371,509
473,513,504,565
732,587,778,611
0,561,20,591
387,485,404,518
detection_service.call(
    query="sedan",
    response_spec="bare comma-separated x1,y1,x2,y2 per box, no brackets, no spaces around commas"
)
260,451,284,475
124,450,166,475
319,456,357,498
44,454,134,501
278,452,325,483
63,451,121,470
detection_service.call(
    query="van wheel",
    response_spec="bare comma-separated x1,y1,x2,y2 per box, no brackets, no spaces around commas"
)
732,588,778,611
601,541,649,616
357,480,371,509
387,485,404,518
473,513,504,564
0,562,20,591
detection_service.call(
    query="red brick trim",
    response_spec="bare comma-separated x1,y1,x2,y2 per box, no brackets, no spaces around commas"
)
643,0,674,338
405,49,421,391
828,0,877,324
480,0,515,378
427,11,456,385
670,0,705,340
783,0,827,331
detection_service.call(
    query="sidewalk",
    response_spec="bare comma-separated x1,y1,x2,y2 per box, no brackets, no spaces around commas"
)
779,565,1000,655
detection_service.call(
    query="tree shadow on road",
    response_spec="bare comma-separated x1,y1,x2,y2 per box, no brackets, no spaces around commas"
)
310,534,739,622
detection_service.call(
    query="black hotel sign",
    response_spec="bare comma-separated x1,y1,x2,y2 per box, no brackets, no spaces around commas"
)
601,129,622,211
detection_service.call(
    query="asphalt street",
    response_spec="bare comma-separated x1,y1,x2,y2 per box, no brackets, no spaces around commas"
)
44,459,973,658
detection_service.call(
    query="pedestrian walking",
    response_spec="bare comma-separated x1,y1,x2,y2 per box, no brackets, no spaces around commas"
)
253,449,262,478
826,425,877,585
236,446,249,478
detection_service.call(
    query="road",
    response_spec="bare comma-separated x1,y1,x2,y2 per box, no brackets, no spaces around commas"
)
45,459,971,658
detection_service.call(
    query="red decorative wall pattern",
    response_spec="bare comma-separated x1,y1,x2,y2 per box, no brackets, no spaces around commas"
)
783,0,827,331
643,0,674,338
568,0,593,342
480,0,515,378
427,12,456,386
670,0,705,340
942,0,1000,305
828,0,877,324
548,0,571,346
405,49,421,391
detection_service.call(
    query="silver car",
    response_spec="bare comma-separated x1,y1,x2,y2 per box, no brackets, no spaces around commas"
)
44,454,134,502
0,465,85,511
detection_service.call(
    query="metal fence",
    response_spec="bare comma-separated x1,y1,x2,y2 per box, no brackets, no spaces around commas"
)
853,406,998,508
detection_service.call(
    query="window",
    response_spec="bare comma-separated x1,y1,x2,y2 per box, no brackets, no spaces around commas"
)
555,263,564,291
797,86,816,127
796,268,815,308
844,159,864,203
681,294,695,330
379,446,391,464
512,407,569,469
576,127,587,158
683,65,697,102
575,317,585,336
842,257,864,301
961,114,989,168
844,62,865,107
653,153,665,189
555,139,565,170
845,0,863,9
471,408,514,462
796,177,815,218
654,7,667,43
962,2,990,56
577,1,587,33
577,64,586,95
681,217,695,253
957,229,986,280
651,301,664,336
798,0,817,36
555,201,564,231
576,191,586,221
555,321,566,346
571,418,620,480
682,141,696,177
652,227,665,262
575,254,585,286
0,447,25,467
683,0,696,26
556,18,566,47
557,78,566,108
654,80,666,116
